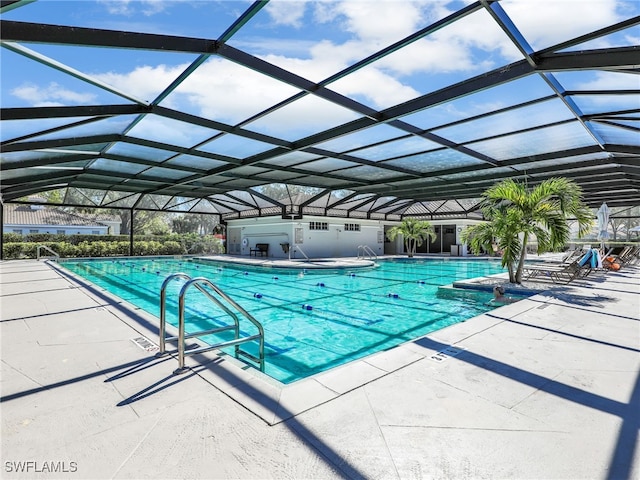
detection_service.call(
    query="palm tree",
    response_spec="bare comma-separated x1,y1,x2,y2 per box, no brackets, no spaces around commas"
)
387,217,437,257
462,178,592,284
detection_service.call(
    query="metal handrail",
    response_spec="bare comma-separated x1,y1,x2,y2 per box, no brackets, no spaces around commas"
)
357,245,378,260
157,273,265,374
291,245,310,260
158,272,192,356
37,245,59,261
364,245,378,259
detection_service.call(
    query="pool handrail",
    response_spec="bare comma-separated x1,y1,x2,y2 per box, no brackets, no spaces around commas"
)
157,273,265,374
37,245,59,261
357,244,378,260
291,244,310,260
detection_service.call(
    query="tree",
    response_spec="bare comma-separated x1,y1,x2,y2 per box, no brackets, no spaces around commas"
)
124,210,171,235
608,206,640,241
171,214,201,234
462,178,593,284
386,217,437,257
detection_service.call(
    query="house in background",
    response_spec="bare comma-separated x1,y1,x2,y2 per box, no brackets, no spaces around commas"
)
2,204,120,235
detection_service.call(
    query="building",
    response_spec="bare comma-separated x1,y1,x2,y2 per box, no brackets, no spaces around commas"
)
226,216,484,258
2,204,120,236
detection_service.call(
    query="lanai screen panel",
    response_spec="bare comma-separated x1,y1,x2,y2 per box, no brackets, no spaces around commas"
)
1,0,639,216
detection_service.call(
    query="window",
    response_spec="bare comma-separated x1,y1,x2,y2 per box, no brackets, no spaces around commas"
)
91,230,100,235
12,229,22,234
344,223,360,231
445,228,455,234
309,222,328,230
57,230,65,235
29,229,38,234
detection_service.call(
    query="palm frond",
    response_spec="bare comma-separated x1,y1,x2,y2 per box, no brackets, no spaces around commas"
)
476,177,592,283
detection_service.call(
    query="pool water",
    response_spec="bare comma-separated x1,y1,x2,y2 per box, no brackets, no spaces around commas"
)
61,257,506,383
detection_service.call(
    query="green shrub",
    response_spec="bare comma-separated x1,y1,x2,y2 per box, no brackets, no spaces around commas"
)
2,233,22,243
161,241,184,255
1,234,222,259
3,243,25,259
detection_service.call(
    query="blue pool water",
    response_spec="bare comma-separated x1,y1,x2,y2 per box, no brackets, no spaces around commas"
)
61,257,506,383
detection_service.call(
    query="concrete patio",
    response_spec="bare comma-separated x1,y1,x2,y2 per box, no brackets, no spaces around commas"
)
1,258,638,479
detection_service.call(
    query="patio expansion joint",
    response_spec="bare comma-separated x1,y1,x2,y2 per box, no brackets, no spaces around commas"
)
0,358,45,390
34,339,127,347
99,369,143,420
508,369,566,415
427,372,545,415
0,286,82,298
378,424,571,434
363,384,401,480
110,415,163,479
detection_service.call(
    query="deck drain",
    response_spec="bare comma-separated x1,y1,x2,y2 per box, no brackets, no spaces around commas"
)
430,345,466,363
131,336,159,352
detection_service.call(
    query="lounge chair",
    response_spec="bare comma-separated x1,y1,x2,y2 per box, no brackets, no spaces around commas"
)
626,246,640,265
604,246,639,270
522,251,596,284
561,248,585,262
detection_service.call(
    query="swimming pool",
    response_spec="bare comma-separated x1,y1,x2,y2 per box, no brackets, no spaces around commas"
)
60,257,506,383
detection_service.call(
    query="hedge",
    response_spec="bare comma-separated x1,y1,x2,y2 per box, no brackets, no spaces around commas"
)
2,232,210,245
2,236,221,259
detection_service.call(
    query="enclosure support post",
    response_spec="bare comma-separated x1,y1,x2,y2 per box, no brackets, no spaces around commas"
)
129,208,134,257
0,204,4,260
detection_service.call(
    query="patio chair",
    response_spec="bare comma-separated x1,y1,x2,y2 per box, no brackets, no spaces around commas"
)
522,251,595,284
619,246,640,265
604,246,639,270
603,246,630,270
561,248,584,262
627,246,640,265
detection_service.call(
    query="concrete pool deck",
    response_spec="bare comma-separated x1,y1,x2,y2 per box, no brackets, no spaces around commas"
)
1,258,638,479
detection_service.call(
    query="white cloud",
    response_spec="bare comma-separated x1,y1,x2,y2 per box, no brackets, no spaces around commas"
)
499,0,623,50
94,64,182,103
91,59,304,127
127,115,209,146
317,1,426,45
570,71,640,108
329,66,420,109
98,0,134,16
11,82,97,106
265,0,307,28
245,94,359,136
575,71,640,90
624,33,640,45
174,59,301,124
261,2,520,87
98,0,172,17
376,37,479,76
262,39,355,82
31,0,632,140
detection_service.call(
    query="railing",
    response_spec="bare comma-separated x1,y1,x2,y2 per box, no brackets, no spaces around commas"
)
291,245,310,260
37,245,59,261
357,245,378,260
157,273,265,375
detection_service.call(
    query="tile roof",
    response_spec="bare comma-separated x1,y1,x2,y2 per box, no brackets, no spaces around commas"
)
4,204,110,228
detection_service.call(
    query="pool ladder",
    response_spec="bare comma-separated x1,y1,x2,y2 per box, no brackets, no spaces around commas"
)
37,245,59,261
357,244,378,260
157,273,265,375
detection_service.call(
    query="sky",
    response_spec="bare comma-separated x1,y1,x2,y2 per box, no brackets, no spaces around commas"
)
2,0,639,151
